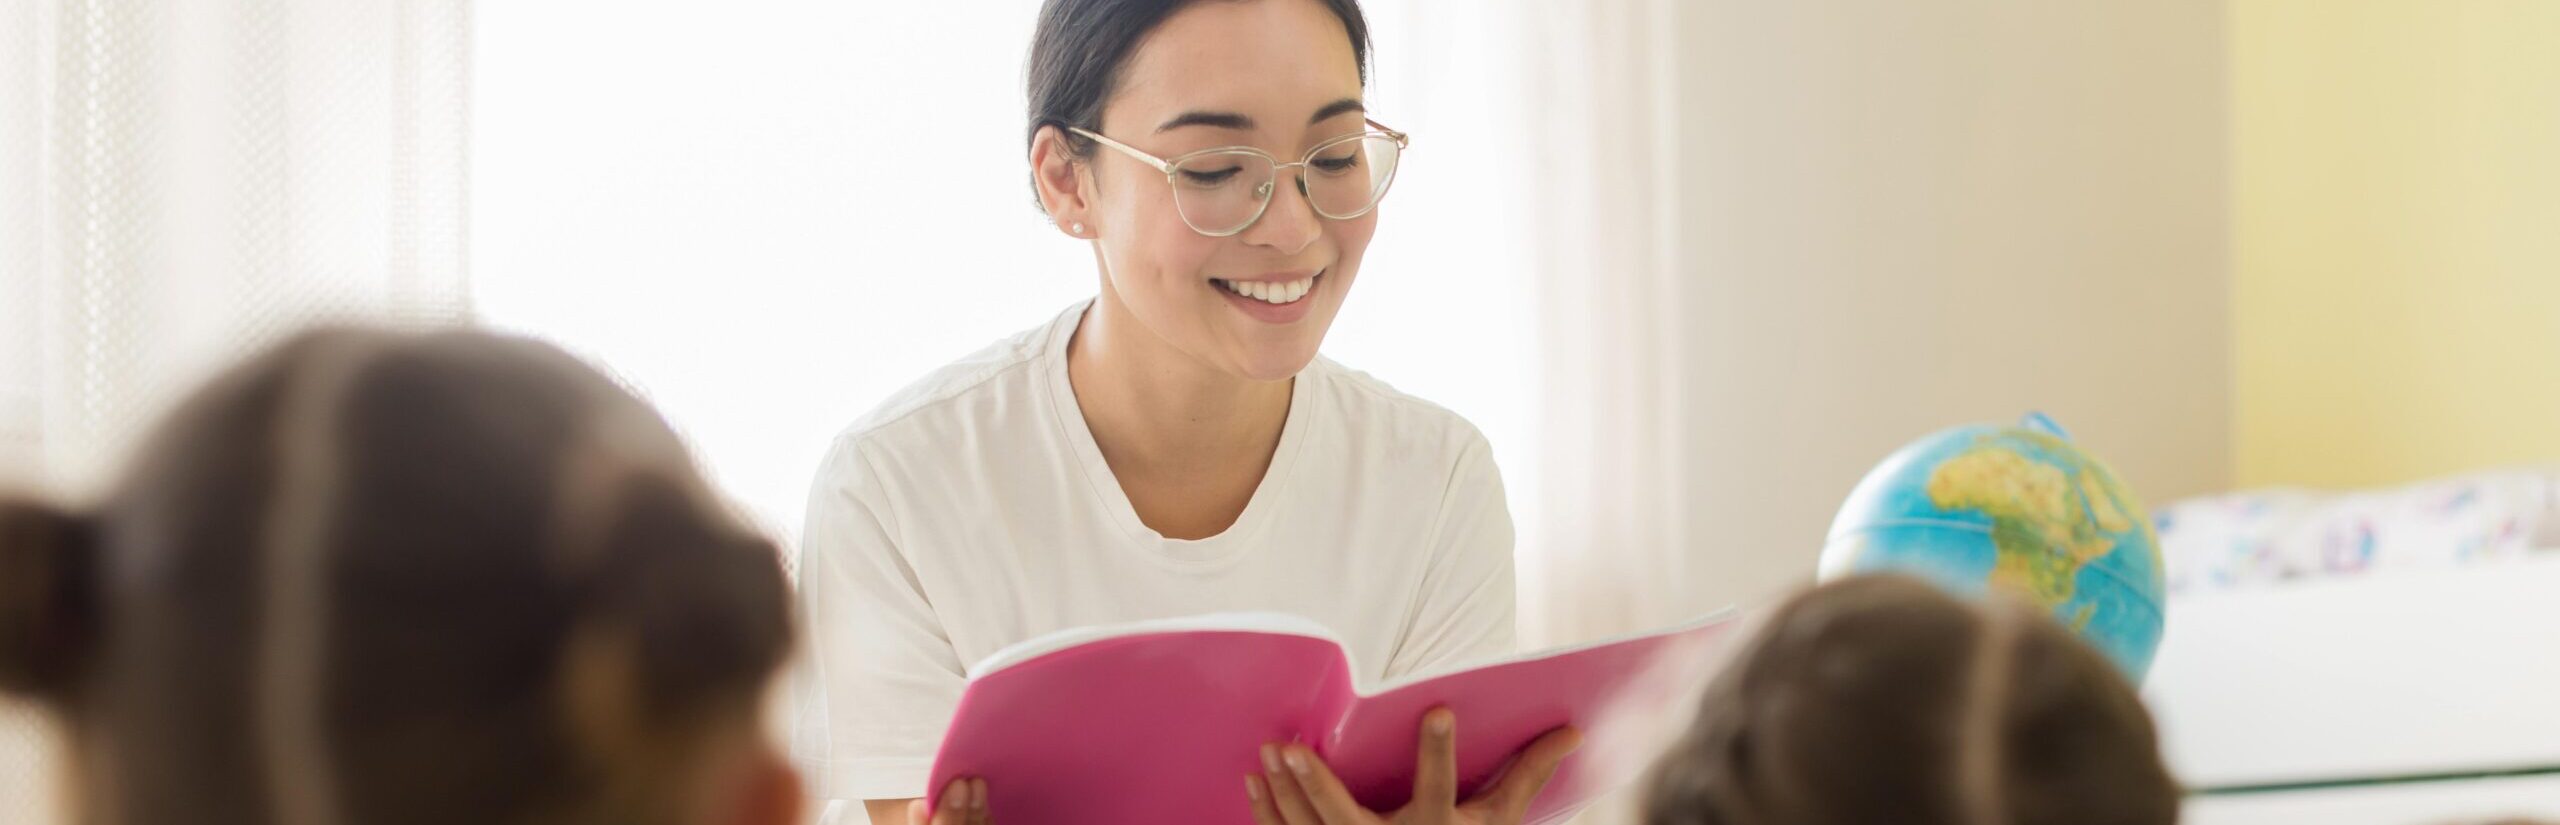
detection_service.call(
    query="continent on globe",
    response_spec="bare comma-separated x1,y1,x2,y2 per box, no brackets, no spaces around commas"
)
1925,432,2140,626
1821,415,2168,682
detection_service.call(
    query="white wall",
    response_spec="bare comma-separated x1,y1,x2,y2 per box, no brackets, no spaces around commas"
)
1664,0,2232,609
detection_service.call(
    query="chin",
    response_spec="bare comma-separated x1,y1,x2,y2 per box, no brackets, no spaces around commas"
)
1229,342,1322,383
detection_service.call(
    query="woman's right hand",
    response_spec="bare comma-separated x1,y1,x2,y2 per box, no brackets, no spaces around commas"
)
906,777,991,825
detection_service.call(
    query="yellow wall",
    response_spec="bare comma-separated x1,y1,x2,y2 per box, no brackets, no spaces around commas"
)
2234,0,2560,487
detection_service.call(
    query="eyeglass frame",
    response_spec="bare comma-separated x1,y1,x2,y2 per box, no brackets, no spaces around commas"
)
1064,119,1410,238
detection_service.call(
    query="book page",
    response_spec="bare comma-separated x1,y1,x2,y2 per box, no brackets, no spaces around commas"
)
966,611,1348,679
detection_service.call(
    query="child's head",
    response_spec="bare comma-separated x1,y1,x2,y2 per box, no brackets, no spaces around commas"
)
0,329,798,825
1641,574,2179,825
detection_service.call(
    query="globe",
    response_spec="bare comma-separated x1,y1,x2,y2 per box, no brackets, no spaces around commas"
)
1818,414,2167,682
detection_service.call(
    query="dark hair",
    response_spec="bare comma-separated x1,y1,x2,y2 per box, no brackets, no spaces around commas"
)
1024,0,1372,199
1640,575,2180,825
0,328,794,825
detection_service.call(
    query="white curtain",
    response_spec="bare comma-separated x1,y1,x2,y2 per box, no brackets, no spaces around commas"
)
0,0,472,493
1363,0,1697,640
1494,0,1696,650
0,0,472,818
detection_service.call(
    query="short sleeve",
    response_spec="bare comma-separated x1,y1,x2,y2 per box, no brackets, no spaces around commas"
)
791,437,968,802
1382,432,1519,679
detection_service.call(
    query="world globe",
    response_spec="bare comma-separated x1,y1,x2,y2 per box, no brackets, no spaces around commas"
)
1818,414,2167,682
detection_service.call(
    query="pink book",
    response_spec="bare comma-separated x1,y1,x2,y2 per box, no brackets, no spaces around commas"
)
923,611,1743,825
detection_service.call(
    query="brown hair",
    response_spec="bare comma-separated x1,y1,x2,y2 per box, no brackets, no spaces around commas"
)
0,328,794,825
1640,574,2180,825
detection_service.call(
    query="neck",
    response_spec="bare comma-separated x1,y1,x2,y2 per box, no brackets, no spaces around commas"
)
1066,289,1292,474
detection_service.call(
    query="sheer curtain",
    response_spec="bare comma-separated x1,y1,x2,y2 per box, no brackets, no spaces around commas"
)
1368,0,1696,651
0,0,472,818
1508,0,1696,651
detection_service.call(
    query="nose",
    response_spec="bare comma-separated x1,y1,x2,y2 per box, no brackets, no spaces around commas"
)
1239,166,1321,254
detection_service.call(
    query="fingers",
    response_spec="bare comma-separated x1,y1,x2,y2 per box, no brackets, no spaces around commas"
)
1246,775,1286,825
1477,726,1583,821
1412,708,1458,811
916,777,986,825
1280,744,1373,825
1261,743,1328,825
932,780,966,825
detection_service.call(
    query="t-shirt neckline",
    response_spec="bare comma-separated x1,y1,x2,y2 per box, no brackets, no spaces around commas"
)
1040,299,1314,566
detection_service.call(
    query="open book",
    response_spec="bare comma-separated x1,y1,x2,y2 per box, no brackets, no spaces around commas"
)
923,610,1744,825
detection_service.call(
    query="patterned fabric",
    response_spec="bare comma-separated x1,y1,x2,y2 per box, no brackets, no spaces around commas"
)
2157,468,2560,594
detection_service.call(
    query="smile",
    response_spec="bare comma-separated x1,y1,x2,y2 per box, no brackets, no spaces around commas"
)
1212,272,1321,305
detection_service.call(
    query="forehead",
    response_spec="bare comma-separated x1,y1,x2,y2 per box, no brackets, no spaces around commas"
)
1105,0,1363,130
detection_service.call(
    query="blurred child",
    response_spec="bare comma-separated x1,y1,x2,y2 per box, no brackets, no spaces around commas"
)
0,329,903,825
1640,574,2181,825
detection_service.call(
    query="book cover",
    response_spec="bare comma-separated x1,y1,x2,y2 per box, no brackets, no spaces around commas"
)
923,611,1741,824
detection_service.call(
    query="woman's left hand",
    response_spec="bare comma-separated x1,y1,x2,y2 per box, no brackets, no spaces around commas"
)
1248,708,1582,825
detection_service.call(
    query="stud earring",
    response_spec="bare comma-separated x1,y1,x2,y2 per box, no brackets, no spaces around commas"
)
1070,222,1086,235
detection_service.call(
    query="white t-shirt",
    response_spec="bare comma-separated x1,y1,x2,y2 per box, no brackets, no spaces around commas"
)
793,300,1518,801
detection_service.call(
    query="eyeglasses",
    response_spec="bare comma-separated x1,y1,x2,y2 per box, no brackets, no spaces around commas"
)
1068,120,1409,238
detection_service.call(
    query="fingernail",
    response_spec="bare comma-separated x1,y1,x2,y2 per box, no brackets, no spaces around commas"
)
1246,775,1264,801
1285,748,1311,776
1429,710,1454,734
974,779,990,810
1261,744,1282,774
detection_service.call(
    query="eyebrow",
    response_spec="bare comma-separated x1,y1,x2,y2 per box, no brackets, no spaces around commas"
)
1155,110,1254,133
1308,98,1366,124
1152,98,1368,134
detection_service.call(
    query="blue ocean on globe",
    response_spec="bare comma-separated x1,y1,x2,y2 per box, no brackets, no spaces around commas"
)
1818,414,2167,682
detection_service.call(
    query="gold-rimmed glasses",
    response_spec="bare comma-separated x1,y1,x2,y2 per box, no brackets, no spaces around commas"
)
1068,120,1408,238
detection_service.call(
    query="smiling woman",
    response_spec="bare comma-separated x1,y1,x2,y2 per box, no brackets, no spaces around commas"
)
785,2,1569,824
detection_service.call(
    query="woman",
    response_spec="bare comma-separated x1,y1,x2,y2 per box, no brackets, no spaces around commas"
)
795,1,1573,823
0,329,920,825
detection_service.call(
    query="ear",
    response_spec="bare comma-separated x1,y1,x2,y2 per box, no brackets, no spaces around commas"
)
708,743,804,825
1030,124,1096,240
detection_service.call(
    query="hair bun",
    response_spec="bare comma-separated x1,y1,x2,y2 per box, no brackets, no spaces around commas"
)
0,498,98,700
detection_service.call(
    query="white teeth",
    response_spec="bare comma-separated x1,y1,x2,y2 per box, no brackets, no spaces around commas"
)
1219,275,1320,305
